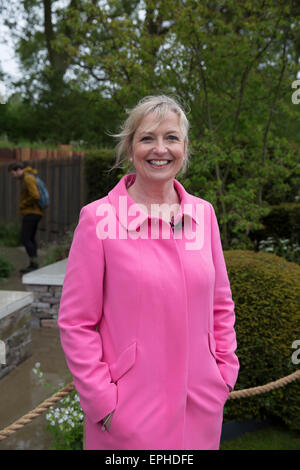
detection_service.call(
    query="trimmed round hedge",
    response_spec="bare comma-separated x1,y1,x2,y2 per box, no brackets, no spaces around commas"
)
223,250,300,431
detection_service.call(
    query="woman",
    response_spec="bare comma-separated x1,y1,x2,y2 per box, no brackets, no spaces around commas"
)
58,95,239,450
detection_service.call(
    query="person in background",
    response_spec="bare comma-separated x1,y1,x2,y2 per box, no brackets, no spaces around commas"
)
8,161,43,274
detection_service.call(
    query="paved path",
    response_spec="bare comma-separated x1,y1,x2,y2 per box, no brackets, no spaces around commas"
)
0,328,72,450
0,244,72,450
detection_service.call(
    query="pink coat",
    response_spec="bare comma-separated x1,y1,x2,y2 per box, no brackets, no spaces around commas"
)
58,173,239,450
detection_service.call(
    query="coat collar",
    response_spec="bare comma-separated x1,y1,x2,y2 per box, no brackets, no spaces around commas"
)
107,173,201,232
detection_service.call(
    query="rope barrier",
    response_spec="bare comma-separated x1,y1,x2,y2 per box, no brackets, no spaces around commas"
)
0,369,299,442
0,382,75,441
227,369,300,399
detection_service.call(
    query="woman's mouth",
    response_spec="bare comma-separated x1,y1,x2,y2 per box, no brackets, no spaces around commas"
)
147,159,172,168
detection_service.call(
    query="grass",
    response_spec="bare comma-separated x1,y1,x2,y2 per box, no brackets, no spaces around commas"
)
220,423,300,450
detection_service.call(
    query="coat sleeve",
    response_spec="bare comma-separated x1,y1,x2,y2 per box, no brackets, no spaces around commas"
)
58,205,117,424
209,202,239,390
24,175,40,200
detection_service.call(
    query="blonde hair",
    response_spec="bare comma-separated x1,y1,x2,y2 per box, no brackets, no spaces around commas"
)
110,95,190,174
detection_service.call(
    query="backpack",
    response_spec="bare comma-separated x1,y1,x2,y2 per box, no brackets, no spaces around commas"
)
28,174,50,209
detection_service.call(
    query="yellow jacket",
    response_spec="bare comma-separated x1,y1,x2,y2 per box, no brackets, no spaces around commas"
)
19,167,43,216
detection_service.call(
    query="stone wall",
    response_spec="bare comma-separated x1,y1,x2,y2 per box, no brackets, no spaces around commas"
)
24,285,62,328
0,296,32,380
22,258,67,328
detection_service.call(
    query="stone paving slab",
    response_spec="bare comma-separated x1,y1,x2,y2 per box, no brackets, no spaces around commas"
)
22,259,67,286
0,290,34,320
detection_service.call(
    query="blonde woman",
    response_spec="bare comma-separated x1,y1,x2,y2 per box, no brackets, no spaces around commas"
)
58,95,239,450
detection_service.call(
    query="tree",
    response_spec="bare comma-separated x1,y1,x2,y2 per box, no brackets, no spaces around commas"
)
1,0,299,247
169,0,300,247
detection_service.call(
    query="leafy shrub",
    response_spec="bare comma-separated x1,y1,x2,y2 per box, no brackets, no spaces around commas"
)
32,363,83,450
258,237,300,265
250,203,300,248
84,149,123,203
0,255,14,278
0,223,21,246
46,391,84,450
223,250,300,431
42,229,75,266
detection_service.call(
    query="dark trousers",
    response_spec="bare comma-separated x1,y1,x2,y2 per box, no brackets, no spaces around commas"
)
21,214,42,258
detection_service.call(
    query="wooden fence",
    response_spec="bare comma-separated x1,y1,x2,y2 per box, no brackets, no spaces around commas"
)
0,155,86,244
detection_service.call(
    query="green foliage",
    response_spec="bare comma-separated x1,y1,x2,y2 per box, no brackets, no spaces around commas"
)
0,136,15,149
1,89,120,148
249,203,300,264
250,203,300,246
223,250,300,431
42,229,76,266
0,99,39,145
178,140,272,249
178,133,300,249
32,362,83,450
258,237,300,265
2,0,300,252
0,255,14,278
84,148,124,203
46,390,84,451
0,138,62,150
0,223,21,246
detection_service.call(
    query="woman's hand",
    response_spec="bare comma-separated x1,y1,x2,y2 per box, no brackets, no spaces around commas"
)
101,410,115,431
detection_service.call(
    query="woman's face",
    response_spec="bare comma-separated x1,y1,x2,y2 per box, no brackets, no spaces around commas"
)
131,111,185,183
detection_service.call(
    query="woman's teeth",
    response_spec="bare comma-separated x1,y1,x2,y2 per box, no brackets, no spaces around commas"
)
148,160,171,166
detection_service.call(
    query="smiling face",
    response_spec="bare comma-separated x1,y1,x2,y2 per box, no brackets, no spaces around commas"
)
131,111,185,183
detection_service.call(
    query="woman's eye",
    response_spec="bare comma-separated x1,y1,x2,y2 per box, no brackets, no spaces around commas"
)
140,135,179,142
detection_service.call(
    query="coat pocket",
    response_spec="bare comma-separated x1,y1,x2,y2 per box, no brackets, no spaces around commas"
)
109,341,137,384
208,332,229,394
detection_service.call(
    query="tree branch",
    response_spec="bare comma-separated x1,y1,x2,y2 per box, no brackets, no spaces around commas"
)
258,30,288,205
231,12,284,142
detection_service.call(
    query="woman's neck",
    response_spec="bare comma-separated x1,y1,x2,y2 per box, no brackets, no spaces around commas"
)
127,176,181,222
127,176,180,206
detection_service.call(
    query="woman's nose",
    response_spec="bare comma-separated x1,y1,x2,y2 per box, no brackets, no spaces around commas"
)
153,139,167,155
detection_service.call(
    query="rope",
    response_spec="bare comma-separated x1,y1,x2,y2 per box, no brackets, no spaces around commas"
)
0,369,299,442
0,382,75,441
228,369,300,399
